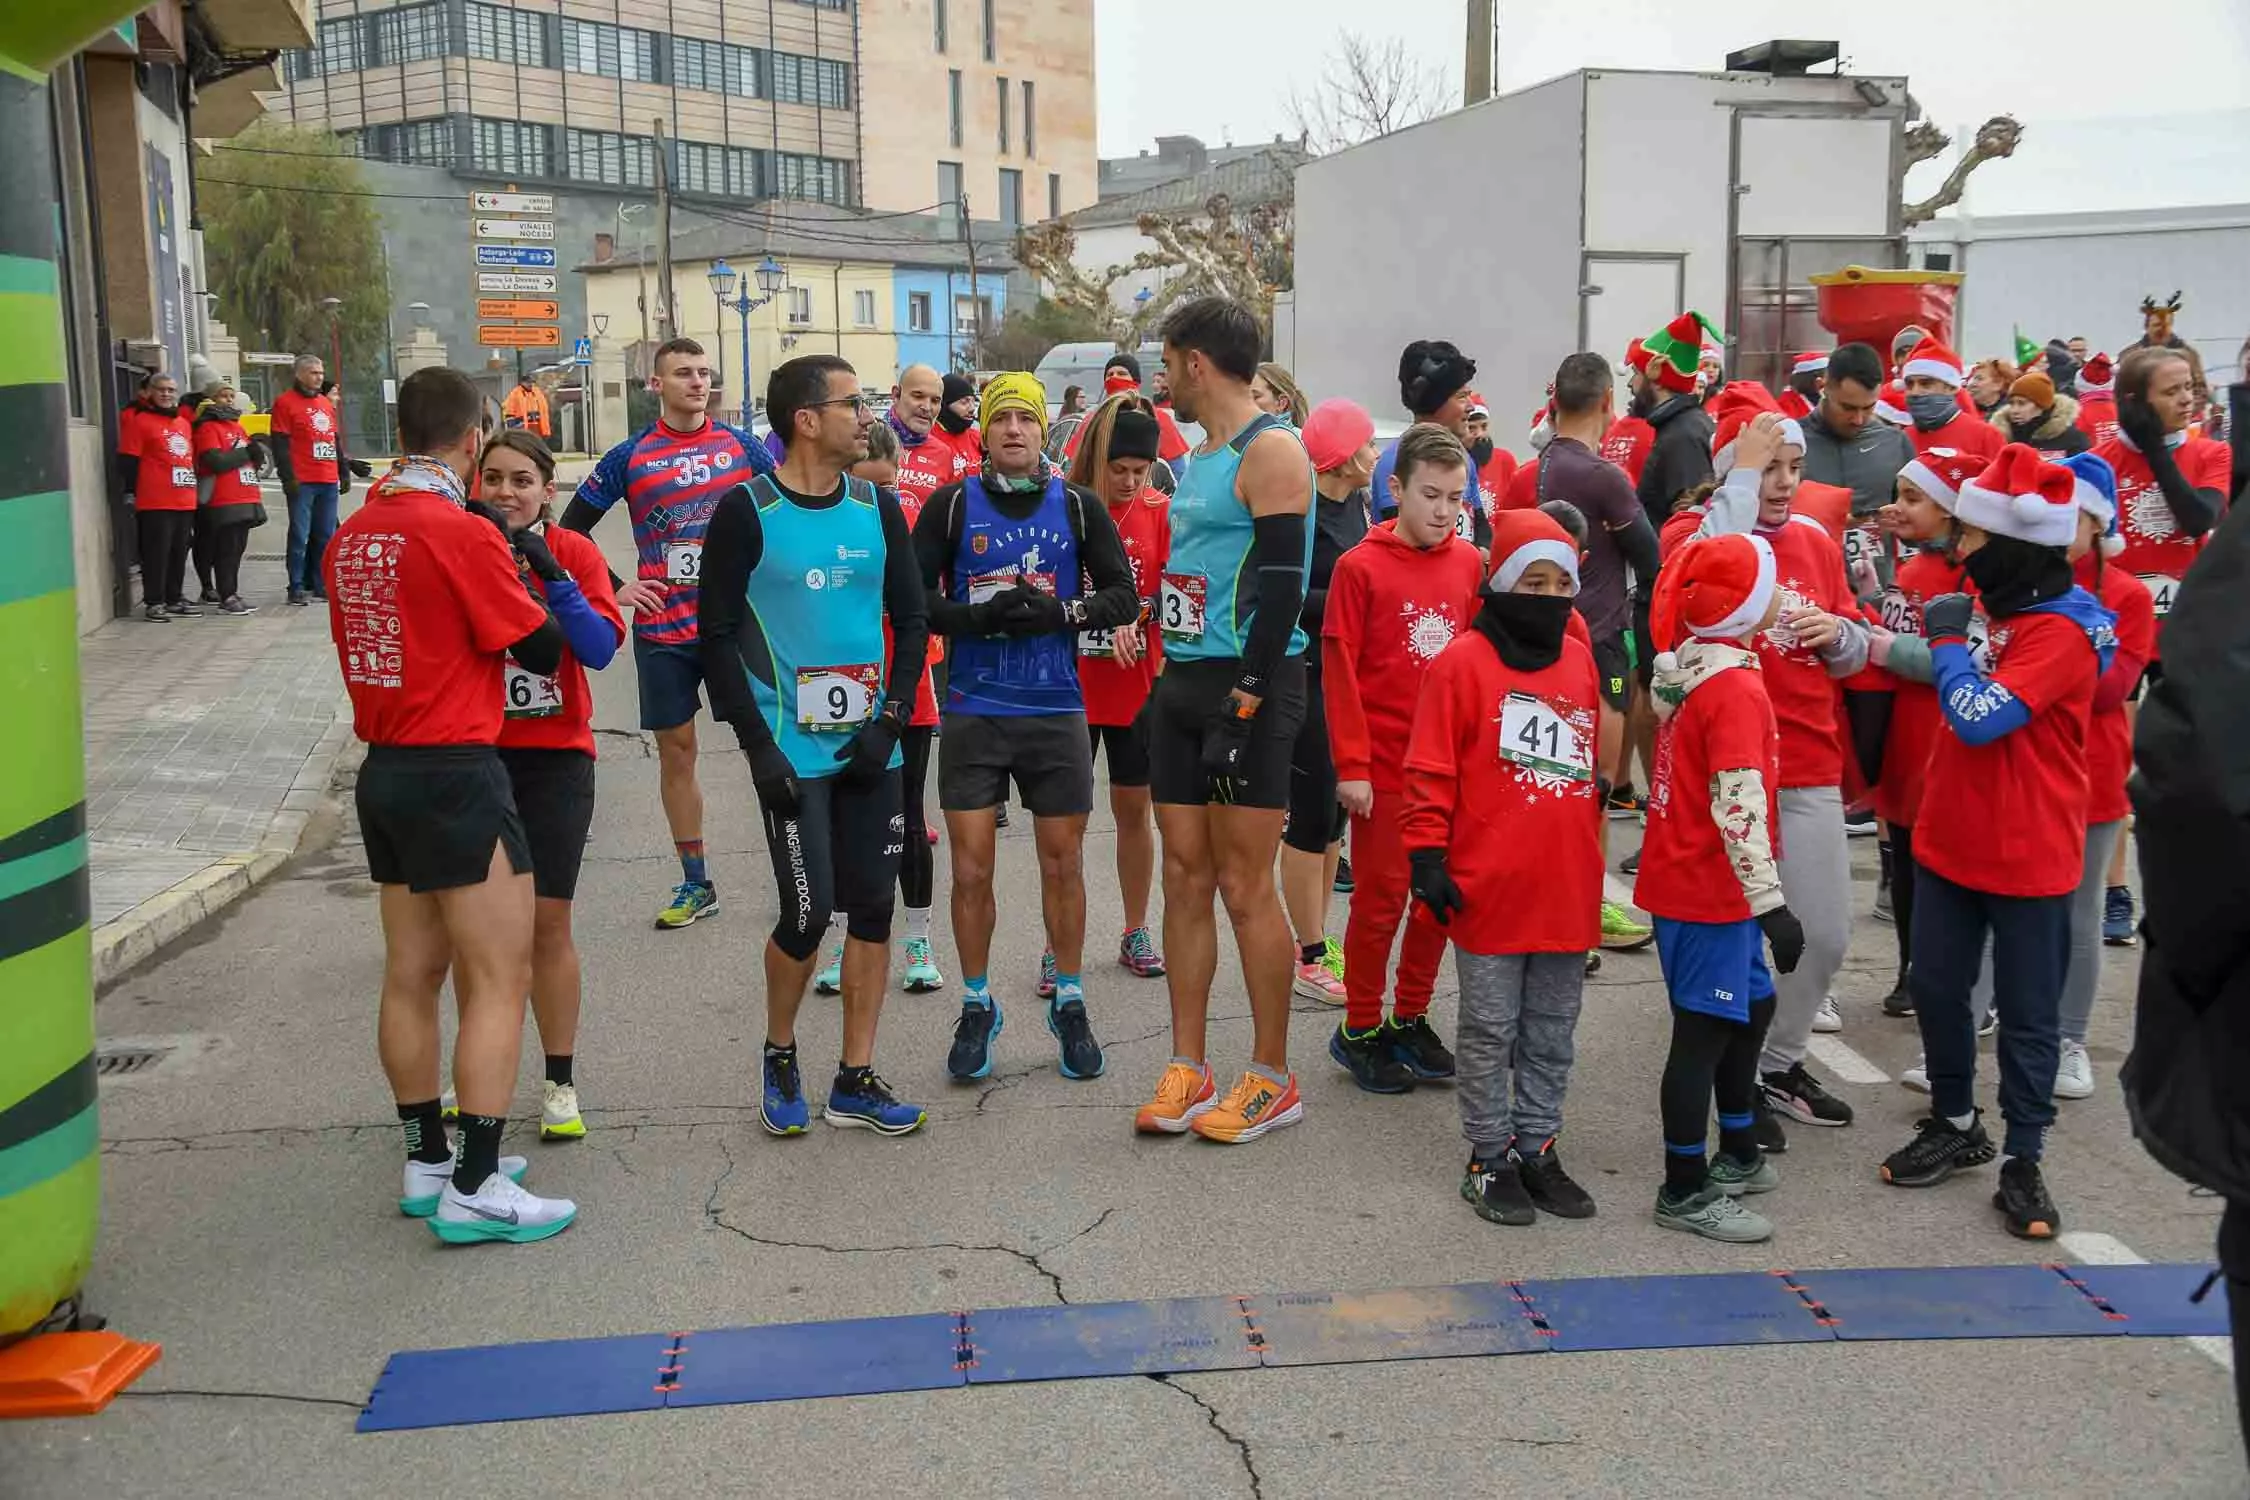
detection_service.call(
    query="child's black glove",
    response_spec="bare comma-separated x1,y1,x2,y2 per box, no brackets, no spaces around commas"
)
1408,849,1465,927
1757,904,1806,974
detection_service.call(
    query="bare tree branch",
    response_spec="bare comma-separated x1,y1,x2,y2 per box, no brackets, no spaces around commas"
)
1287,31,1450,155
1901,115,2024,227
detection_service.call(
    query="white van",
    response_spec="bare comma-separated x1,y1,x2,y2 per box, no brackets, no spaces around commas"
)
1030,341,1165,417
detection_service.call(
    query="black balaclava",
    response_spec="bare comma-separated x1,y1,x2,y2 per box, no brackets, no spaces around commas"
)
1470,591,1573,672
938,372,976,435
1963,533,2074,618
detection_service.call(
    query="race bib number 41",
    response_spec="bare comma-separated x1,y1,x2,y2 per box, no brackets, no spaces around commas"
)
796,663,880,730
2139,574,2180,617
1498,693,1591,781
664,541,702,586
1159,572,1207,639
503,662,563,719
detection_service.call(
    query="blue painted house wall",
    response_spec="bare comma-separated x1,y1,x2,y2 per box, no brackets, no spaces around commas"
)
894,266,1010,374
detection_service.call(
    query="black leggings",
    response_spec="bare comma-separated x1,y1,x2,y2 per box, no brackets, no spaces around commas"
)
136,509,194,607
899,726,935,911
209,523,251,600
1284,663,1342,855
1889,822,1920,983
1659,997,1775,1194
757,768,902,961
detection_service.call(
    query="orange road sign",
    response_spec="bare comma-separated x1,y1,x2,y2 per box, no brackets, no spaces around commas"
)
477,298,560,321
480,325,561,348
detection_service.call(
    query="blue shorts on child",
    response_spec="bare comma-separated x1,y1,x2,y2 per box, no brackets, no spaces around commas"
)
1653,916,1776,1024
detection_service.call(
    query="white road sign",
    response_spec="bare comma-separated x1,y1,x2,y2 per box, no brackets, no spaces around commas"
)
476,271,560,294
471,191,555,215
475,217,556,242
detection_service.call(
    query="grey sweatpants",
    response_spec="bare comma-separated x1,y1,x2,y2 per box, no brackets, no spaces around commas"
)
1761,785,1853,1076
2060,820,2124,1044
1455,949,1586,1156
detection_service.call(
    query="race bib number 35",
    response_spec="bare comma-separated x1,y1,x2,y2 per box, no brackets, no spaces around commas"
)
796,662,880,730
664,540,703,586
2139,574,2180,617
503,663,563,719
1159,572,1207,639
1498,693,1591,781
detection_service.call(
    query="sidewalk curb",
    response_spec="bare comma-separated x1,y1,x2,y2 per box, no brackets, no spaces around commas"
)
91,717,363,988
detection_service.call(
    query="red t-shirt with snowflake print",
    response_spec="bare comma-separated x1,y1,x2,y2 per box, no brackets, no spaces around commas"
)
1400,629,1604,954
2093,434,2231,634
1322,522,1487,792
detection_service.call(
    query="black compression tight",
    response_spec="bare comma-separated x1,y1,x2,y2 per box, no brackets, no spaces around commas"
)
899,725,935,910
1889,822,1919,982
1659,997,1775,1194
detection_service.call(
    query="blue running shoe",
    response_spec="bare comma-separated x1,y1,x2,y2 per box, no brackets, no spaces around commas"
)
825,1068,927,1135
761,1046,809,1136
947,996,1003,1080
1048,996,1105,1079
2103,885,2137,947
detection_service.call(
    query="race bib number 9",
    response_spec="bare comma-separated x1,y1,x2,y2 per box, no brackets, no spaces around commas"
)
311,440,337,462
796,663,880,730
1498,693,1591,781
1158,572,1207,639
664,541,702,586
503,663,563,719
2138,574,2180,617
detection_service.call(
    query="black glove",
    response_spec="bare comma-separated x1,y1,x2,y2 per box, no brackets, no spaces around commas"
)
1921,592,1975,644
339,472,354,498
1408,849,1465,927
1758,904,1806,975
744,736,800,817
347,458,373,479
832,707,903,784
511,526,569,584
465,498,511,542
2117,393,2168,455
281,480,300,506
1200,698,1256,781
994,580,1065,635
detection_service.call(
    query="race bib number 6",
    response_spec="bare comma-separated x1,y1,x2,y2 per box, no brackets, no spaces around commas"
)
2139,574,2180,617
1158,572,1207,639
1498,693,1591,781
796,663,880,730
664,540,702,586
503,662,563,719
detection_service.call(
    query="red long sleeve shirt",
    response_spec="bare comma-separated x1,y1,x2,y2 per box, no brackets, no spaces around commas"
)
1321,523,1485,791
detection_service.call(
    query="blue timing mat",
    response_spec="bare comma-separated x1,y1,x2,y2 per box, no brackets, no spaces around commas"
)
358,1332,677,1433
359,1263,2227,1431
1514,1271,1835,1352
1245,1283,1549,1367
1791,1265,2120,1342
2058,1262,2227,1337
965,1295,1261,1384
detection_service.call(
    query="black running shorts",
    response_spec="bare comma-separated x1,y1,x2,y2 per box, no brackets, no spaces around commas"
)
500,747,596,901
357,744,532,894
1148,655,1306,811
938,711,1096,818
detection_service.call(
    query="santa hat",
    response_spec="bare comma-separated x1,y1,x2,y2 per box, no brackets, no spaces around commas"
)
1464,390,1491,421
1900,342,1967,389
2077,353,2115,398
1897,446,1983,516
1650,533,1778,658
1875,382,1909,426
1624,337,1653,375
1954,443,2081,549
1708,382,1804,475
1487,510,1581,595
1791,350,1830,377
2059,451,2125,557
1300,398,1374,475
1527,403,1555,453
1642,312,1723,393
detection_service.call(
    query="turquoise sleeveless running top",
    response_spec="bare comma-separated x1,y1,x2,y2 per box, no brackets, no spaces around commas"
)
1161,411,1314,662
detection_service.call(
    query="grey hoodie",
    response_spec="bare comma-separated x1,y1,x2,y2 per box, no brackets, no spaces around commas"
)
1798,404,1916,520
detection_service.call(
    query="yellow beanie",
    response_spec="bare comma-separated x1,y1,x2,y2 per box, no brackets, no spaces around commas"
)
979,372,1049,436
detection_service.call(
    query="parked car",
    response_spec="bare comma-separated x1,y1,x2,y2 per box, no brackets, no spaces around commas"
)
1031,340,1166,417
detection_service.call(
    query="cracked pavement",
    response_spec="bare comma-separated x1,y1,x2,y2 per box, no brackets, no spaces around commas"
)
4,525,2239,1499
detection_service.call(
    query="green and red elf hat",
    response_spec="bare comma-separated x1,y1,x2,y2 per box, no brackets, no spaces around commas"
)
1642,312,1724,393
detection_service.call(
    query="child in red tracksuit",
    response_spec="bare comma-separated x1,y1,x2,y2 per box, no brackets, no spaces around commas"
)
1323,423,1487,1093
1404,511,1604,1225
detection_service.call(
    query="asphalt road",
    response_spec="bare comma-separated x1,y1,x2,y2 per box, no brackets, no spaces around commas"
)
4,521,2240,1498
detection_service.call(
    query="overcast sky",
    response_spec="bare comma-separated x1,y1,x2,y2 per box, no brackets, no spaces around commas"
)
1094,0,2250,213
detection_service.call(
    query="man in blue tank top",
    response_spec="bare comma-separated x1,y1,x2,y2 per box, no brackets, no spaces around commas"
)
698,355,931,1140
1136,296,1318,1146
912,372,1144,1085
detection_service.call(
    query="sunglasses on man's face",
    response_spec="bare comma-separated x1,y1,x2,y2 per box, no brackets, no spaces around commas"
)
810,394,872,414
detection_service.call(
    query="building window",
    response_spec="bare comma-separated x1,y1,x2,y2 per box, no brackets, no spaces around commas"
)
1048,172,1061,220
954,293,991,336
787,287,813,326
466,2,547,66
982,0,996,61
853,289,876,327
372,3,445,65
471,117,549,178
937,160,964,223
675,37,766,98
948,70,962,149
774,153,852,205
908,292,933,332
670,140,763,199
313,17,360,74
566,128,655,188
815,59,850,109
997,77,1009,154
997,167,1023,229
933,0,947,53
365,118,454,166
1023,80,1036,157
562,19,655,81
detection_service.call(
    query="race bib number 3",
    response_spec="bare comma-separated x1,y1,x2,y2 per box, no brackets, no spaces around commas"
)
664,540,703,586
1498,693,1591,781
1159,572,1207,639
310,440,337,462
2138,574,2180,617
796,662,880,730
503,663,563,719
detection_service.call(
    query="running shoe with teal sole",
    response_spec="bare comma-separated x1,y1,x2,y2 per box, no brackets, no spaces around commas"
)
812,944,844,995
902,936,945,992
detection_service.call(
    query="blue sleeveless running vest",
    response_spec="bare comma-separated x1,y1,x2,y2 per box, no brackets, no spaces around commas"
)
1162,411,1315,662
945,474,1085,716
745,474,902,777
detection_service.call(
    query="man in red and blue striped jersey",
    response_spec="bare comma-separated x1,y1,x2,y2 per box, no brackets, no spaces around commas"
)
561,337,776,930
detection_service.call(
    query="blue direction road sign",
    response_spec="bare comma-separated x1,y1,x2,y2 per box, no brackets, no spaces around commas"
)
475,245,558,268
573,336,593,364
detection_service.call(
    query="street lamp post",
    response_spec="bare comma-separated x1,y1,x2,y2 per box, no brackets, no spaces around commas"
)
706,258,737,426
725,255,787,428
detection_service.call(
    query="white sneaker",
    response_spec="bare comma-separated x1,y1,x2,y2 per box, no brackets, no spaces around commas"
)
1900,1055,1930,1094
430,1172,577,1245
541,1081,586,1140
1812,994,1843,1033
400,1151,526,1217
2054,1040,2096,1101
1978,1010,1998,1038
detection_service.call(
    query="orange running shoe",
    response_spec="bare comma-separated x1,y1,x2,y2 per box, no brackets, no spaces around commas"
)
1189,1069,1303,1144
1134,1060,1217,1134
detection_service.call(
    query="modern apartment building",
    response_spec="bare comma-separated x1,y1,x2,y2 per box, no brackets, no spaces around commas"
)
274,0,1095,222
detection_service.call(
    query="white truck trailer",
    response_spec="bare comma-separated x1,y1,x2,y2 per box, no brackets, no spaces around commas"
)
1292,44,1911,434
